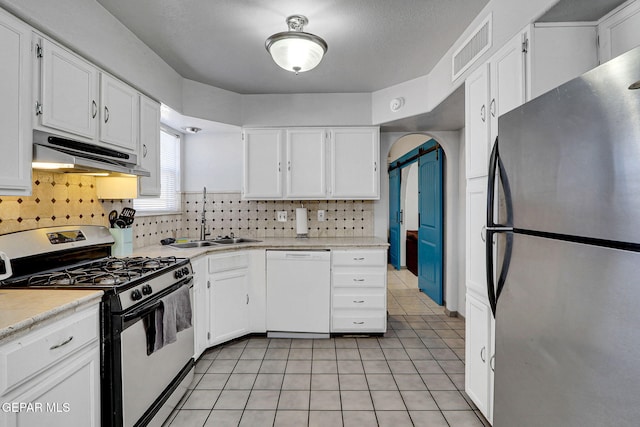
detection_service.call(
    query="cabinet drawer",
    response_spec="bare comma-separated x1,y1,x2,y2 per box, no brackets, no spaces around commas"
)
0,306,99,396
331,314,387,332
209,252,249,273
333,294,385,309
333,271,385,288
332,250,386,267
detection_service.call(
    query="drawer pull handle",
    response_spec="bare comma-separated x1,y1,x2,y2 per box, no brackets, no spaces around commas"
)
353,300,365,303
353,257,365,261
480,346,486,363
353,321,365,325
353,278,365,282
50,336,74,350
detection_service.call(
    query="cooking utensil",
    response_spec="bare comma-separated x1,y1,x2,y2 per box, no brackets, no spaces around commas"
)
114,219,127,229
109,210,119,228
119,207,136,226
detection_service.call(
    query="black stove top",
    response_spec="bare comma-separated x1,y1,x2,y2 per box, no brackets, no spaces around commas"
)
4,256,184,290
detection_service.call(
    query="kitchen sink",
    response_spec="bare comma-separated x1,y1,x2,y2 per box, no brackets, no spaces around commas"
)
169,238,261,248
209,237,262,244
169,241,219,248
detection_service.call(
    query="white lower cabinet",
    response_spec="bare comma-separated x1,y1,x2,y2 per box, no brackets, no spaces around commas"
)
331,249,387,333
208,252,250,346
0,304,100,427
465,292,495,424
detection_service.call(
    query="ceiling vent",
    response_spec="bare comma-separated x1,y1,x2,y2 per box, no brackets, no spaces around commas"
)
451,13,492,81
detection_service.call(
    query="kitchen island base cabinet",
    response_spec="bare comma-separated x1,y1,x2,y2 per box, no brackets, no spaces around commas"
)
0,304,100,427
331,249,387,333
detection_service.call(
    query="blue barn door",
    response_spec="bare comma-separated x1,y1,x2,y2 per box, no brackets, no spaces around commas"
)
418,148,443,304
388,167,401,270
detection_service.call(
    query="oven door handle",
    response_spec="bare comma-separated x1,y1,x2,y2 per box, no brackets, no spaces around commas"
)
122,277,193,322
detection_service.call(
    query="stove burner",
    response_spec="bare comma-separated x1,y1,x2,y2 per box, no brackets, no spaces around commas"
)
143,260,161,269
7,255,183,290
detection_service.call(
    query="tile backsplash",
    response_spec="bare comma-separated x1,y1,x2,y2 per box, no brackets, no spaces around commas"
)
181,192,374,240
0,171,180,248
0,173,375,249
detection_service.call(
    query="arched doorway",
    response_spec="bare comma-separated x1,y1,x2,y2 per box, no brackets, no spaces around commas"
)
389,139,444,305
381,131,462,315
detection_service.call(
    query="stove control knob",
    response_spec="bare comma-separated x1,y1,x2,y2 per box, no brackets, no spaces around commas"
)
182,267,190,276
174,270,183,279
142,284,152,295
131,289,142,301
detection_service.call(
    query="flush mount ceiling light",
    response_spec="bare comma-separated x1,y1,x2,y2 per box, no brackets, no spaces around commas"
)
265,15,328,74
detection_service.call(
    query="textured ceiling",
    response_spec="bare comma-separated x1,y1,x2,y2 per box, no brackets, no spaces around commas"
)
96,0,489,94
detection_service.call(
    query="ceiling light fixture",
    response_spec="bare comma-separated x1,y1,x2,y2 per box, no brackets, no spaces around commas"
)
265,15,328,74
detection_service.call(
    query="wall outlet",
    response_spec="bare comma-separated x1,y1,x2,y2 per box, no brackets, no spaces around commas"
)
277,211,287,222
317,210,325,221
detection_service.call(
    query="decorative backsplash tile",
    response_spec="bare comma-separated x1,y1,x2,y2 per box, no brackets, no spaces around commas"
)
0,173,375,250
181,192,374,239
0,171,181,249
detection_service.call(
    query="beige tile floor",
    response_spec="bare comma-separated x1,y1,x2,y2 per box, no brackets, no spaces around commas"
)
163,267,486,427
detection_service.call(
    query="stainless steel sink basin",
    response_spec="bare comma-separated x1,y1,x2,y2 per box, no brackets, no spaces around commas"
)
210,237,261,244
169,238,261,248
170,241,219,248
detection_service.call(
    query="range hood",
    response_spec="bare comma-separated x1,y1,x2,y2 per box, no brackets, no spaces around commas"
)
32,130,150,177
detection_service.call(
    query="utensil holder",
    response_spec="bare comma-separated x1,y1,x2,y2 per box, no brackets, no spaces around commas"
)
110,228,133,256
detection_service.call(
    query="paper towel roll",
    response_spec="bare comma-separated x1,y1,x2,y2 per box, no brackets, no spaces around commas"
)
296,208,308,237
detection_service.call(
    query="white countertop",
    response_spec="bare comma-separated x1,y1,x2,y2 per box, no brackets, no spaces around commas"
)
0,289,103,343
133,236,389,259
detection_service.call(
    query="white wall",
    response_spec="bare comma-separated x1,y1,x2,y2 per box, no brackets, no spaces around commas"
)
182,131,243,192
241,93,372,127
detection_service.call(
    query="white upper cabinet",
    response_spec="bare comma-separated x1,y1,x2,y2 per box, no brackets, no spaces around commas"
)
530,24,598,99
465,63,491,179
35,34,145,156
243,126,380,200
243,128,284,199
598,0,640,63
138,95,160,197
0,9,32,196
38,38,98,140
488,27,529,145
330,127,380,199
465,27,529,180
99,74,138,152
286,128,326,199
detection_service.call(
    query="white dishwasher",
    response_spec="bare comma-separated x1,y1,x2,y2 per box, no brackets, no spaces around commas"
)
266,250,331,338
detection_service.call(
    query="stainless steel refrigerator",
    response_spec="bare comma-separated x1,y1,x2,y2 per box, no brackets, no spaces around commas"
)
486,46,640,426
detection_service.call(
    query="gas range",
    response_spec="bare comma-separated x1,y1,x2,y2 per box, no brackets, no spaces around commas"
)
0,225,195,426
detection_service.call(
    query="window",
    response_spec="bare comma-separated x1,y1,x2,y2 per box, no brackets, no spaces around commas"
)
134,128,181,212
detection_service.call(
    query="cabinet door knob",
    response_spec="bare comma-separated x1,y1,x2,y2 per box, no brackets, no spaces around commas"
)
353,321,365,325
91,100,97,118
490,355,495,371
480,105,486,122
490,99,496,117
353,300,365,304
143,144,148,157
480,225,486,242
104,106,110,123
480,346,486,363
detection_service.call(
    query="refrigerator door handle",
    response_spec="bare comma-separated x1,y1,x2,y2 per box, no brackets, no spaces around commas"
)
486,137,514,317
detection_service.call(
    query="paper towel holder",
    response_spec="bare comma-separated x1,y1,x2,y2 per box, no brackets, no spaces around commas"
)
296,204,309,238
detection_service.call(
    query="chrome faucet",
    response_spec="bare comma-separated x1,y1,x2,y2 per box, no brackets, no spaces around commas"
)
200,187,210,241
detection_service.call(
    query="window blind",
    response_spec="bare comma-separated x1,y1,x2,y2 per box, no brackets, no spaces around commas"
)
134,130,181,212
